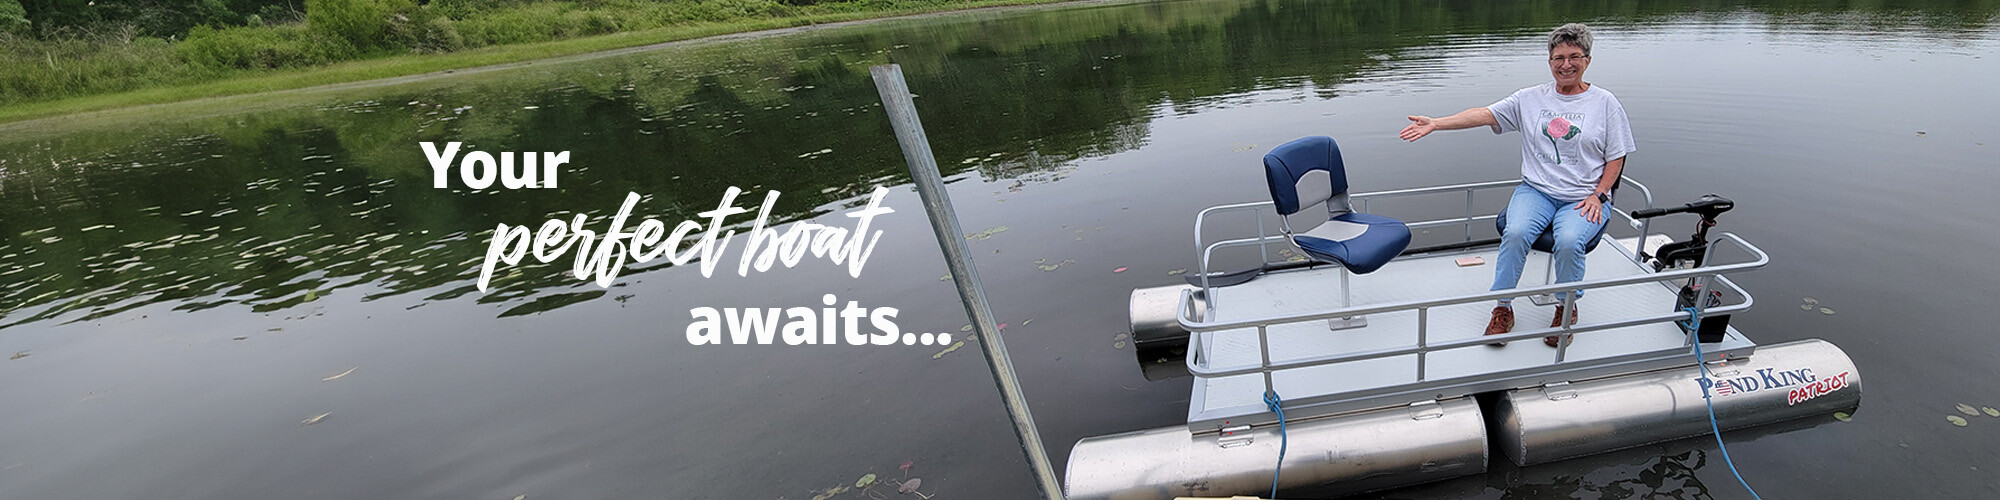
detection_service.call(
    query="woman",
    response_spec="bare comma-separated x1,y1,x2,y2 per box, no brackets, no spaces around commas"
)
1397,23,1636,347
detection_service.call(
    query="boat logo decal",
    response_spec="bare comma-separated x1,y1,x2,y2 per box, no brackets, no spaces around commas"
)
1786,371,1852,406
1698,367,1822,398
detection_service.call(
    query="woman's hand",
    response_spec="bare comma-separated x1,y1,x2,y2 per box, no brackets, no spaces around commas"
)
1399,108,1496,141
1574,197,1604,224
1400,115,1437,142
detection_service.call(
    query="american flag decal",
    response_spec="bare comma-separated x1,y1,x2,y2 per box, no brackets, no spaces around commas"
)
1714,380,1736,396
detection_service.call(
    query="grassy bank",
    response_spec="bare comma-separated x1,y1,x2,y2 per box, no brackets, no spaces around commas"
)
0,0,1068,123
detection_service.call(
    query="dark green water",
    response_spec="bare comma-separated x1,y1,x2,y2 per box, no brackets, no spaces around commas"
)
1,0,1996,498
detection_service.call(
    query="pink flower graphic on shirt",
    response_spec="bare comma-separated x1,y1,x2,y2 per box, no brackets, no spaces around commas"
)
1542,117,1580,164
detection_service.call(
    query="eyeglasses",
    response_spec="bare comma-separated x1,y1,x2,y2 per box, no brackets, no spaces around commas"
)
1549,54,1591,64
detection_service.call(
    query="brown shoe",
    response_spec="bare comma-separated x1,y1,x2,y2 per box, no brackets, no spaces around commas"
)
1545,304,1579,347
1485,306,1514,346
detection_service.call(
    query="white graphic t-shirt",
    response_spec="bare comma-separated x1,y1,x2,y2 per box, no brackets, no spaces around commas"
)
1487,82,1636,202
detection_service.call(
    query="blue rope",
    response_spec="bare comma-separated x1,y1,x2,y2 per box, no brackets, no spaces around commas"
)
1686,307,1764,500
1263,390,1288,499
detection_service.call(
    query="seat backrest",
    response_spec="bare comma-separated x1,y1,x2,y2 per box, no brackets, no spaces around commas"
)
1263,136,1349,217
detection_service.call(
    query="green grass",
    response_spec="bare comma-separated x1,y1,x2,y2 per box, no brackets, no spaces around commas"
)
0,0,1071,124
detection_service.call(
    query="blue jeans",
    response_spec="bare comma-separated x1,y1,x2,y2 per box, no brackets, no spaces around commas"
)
1493,183,1608,303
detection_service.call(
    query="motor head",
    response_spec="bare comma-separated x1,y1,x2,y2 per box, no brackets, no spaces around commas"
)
1632,194,1734,220
1685,194,1734,219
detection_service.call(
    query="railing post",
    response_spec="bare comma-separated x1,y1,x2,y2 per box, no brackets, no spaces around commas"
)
1257,325,1276,396
1256,207,1268,265
1463,188,1475,242
1416,307,1429,381
1201,245,1217,316
1554,292,1576,363
870,64,1066,500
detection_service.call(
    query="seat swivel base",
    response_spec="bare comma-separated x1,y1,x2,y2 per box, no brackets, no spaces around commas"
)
1528,293,1562,307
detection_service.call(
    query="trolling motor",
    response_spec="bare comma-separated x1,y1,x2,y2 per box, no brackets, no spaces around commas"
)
1632,194,1735,343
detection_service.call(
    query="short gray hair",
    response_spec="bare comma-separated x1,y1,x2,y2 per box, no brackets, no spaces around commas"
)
1548,23,1593,55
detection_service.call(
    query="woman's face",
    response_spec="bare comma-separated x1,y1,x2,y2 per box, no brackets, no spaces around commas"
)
1548,43,1590,87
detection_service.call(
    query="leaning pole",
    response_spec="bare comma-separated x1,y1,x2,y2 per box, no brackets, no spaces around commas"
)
869,64,1067,500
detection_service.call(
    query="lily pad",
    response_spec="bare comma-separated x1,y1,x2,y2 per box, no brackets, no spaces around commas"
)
810,485,852,500
1035,258,1047,264
1167,268,1188,276
303,290,320,302
9,351,28,360
1022,319,1033,326
1803,297,1818,305
939,274,951,282
1958,403,1981,416
301,412,331,426
857,473,877,488
899,478,922,494
1833,411,1851,422
932,341,965,359
1819,307,1835,315
960,324,972,332
1801,304,1815,311
1113,333,1129,341
1948,415,1969,427
964,226,1009,240
1984,407,1999,417
900,460,913,472
1114,341,1127,349
1113,267,1128,273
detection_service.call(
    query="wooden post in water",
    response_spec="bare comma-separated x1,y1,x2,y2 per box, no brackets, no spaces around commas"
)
869,64,1067,500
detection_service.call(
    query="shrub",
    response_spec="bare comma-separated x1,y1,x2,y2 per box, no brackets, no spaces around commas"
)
0,0,29,35
0,29,202,103
176,23,353,68
455,3,622,47
305,0,413,51
402,15,462,53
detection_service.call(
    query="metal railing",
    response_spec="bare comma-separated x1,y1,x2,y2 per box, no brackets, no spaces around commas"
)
1193,177,1657,317
1177,177,1768,400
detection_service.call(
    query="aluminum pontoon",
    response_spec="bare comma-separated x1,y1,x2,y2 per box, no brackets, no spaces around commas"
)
1067,149,1861,498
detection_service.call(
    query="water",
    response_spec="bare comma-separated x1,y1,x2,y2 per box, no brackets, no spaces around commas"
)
0,0,1996,498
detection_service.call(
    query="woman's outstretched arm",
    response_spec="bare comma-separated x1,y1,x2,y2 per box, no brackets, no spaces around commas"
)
1400,107,1498,142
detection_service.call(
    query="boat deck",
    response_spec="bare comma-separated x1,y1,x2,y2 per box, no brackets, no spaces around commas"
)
1188,236,1757,429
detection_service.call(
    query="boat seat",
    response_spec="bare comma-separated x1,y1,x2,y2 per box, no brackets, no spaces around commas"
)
1494,169,1625,254
1294,211,1408,274
1493,182,1620,304
1495,209,1608,254
1263,136,1411,327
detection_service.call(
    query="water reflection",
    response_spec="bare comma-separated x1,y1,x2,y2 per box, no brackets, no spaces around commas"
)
3,0,1992,329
